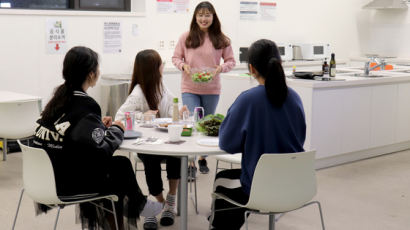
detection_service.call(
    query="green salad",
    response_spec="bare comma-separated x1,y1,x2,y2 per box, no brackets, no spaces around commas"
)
192,71,214,83
196,114,225,136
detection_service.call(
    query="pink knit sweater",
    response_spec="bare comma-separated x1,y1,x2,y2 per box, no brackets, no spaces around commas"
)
172,31,236,95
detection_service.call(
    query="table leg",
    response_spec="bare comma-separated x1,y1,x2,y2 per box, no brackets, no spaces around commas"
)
180,156,188,230
3,138,7,161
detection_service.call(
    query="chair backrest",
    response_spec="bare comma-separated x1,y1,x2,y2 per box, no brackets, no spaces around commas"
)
17,140,61,205
246,150,317,213
0,100,41,139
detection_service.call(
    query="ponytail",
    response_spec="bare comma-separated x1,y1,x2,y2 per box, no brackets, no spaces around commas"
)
41,83,72,122
265,57,288,107
248,39,288,107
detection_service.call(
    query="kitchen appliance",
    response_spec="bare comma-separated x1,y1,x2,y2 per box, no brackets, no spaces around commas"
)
277,43,293,61
293,43,331,60
239,47,249,63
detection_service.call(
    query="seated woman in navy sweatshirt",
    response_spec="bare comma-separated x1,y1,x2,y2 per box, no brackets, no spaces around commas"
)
209,39,306,230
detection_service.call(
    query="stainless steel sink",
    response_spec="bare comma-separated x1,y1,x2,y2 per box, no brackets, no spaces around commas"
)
342,72,387,78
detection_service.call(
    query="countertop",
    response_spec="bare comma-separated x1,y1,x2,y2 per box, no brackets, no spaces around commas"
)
223,65,410,89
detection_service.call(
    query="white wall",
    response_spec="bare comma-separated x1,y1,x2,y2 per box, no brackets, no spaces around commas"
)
357,9,410,58
1,0,402,107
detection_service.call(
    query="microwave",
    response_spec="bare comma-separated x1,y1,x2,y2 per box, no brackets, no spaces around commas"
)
294,43,331,60
277,43,293,61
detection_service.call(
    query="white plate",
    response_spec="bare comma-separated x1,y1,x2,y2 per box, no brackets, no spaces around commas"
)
154,118,172,124
196,138,219,147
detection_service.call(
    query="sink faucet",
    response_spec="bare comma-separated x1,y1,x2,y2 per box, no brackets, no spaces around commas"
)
364,57,386,76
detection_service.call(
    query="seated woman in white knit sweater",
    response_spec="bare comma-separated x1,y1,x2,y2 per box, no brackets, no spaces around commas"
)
115,49,187,230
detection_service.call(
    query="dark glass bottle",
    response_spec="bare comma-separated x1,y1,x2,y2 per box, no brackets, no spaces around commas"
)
329,53,336,78
322,58,329,74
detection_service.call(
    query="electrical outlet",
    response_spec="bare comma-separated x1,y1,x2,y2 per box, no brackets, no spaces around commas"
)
159,40,165,50
169,40,176,49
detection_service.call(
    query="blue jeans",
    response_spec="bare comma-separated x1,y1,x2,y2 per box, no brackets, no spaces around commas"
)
181,93,220,116
182,93,220,160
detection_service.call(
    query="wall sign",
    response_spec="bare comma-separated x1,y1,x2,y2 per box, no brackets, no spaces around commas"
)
103,22,122,54
46,19,67,54
240,1,277,21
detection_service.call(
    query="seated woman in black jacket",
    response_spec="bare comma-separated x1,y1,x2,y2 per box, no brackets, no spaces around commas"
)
33,46,163,230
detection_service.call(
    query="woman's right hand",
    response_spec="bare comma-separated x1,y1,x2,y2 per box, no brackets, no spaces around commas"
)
113,120,125,131
183,64,191,75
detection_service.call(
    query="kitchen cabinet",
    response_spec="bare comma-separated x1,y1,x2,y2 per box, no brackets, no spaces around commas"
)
396,83,410,142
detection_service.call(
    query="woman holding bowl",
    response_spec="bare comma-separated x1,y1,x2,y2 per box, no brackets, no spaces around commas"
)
172,1,236,174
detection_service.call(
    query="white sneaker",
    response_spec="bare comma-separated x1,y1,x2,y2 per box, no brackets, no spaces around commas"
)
140,200,164,217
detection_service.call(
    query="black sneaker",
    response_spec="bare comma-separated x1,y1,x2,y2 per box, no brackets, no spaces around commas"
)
160,210,175,226
198,159,209,174
143,216,158,230
188,165,197,182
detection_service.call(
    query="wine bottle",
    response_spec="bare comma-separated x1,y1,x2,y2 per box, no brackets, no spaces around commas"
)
329,53,336,78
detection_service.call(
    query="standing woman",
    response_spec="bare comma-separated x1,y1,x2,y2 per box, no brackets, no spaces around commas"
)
172,1,236,174
34,46,162,230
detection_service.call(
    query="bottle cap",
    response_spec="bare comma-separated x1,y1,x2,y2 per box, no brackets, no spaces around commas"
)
173,98,178,103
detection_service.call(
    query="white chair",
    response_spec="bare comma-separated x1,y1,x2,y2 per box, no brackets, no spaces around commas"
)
214,153,242,175
133,153,199,214
0,98,41,161
209,150,325,230
12,140,120,230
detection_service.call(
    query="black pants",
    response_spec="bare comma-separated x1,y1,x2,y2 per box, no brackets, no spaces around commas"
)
138,153,181,196
211,169,249,230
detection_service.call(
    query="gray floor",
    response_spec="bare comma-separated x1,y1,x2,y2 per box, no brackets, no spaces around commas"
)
1,149,410,230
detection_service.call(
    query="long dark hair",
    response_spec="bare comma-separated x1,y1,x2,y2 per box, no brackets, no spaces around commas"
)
129,49,163,111
41,46,99,122
248,39,288,107
185,1,230,49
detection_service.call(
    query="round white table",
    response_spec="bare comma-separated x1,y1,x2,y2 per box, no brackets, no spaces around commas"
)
120,125,226,230
0,91,42,161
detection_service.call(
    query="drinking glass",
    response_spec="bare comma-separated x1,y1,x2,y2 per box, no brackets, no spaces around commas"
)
142,114,155,128
193,107,204,123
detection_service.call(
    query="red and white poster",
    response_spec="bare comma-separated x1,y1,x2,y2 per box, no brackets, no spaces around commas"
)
46,18,67,54
240,1,277,21
260,1,277,20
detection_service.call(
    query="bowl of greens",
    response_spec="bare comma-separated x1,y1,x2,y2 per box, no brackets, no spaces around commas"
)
191,68,215,83
196,114,225,136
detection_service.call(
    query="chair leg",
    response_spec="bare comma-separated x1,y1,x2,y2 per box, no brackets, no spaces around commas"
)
244,210,250,230
3,138,7,161
194,176,198,214
53,207,61,230
12,189,24,230
215,160,219,176
208,196,216,230
315,201,326,230
269,214,275,230
111,200,119,230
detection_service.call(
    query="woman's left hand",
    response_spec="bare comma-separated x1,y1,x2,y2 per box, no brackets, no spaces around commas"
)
214,65,222,76
102,116,113,127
